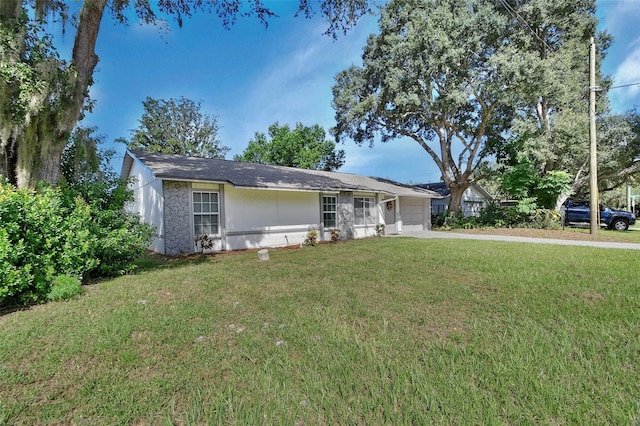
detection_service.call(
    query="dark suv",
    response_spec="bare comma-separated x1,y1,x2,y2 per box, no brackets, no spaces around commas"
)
562,200,636,231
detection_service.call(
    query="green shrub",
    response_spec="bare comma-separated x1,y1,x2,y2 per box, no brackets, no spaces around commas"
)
304,230,319,246
60,128,154,277
88,208,154,277
528,209,563,229
0,182,97,305
194,234,215,253
477,202,509,226
443,210,469,228
0,228,32,303
0,178,154,306
432,200,562,231
47,275,82,301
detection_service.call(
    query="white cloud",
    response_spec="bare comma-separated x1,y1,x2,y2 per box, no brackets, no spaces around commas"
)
599,0,640,35
614,43,640,96
221,14,442,183
597,0,640,112
222,16,375,155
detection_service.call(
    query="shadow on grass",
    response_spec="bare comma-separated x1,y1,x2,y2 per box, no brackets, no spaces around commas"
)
132,250,218,272
0,251,219,317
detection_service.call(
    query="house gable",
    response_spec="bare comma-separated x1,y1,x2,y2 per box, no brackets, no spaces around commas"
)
415,182,493,217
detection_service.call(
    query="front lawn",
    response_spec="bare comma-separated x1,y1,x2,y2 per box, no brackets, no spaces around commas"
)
1,238,638,424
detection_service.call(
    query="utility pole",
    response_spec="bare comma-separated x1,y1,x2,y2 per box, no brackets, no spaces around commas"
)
589,37,598,235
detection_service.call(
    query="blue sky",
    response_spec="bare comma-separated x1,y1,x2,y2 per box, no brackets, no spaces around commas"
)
53,1,640,183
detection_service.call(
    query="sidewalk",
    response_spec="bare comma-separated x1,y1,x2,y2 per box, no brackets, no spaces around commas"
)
394,230,640,250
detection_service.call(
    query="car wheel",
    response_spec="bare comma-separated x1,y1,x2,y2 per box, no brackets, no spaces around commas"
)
610,218,629,231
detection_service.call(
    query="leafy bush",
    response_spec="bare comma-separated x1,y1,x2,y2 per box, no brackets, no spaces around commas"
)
0,178,154,306
477,202,509,226
304,230,319,246
0,128,155,307
433,210,472,229
0,182,97,305
47,275,82,301
529,209,563,230
432,200,562,230
194,234,215,253
61,127,155,278
88,208,154,277
500,160,572,209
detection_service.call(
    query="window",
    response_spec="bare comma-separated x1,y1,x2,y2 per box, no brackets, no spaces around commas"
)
354,197,376,225
322,195,337,227
193,191,219,236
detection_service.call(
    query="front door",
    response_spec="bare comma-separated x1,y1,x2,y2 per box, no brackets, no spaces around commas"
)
384,200,396,234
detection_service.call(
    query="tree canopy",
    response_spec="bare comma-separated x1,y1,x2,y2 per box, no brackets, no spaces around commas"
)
488,0,624,208
333,0,619,211
234,122,345,171
0,0,373,188
122,97,229,159
332,0,514,211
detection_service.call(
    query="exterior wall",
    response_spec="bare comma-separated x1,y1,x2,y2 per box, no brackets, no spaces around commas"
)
338,192,355,239
127,160,165,253
153,178,433,254
430,186,490,217
223,186,320,250
400,197,430,232
461,186,489,217
163,181,193,255
431,198,448,216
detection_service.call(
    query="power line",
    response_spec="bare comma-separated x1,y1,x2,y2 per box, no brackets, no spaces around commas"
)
610,82,640,90
499,0,639,94
497,0,577,81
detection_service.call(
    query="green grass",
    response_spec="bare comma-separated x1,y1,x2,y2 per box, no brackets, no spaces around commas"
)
1,238,639,425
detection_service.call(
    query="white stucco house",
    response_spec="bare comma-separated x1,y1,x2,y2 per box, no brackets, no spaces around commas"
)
121,150,439,255
415,182,494,217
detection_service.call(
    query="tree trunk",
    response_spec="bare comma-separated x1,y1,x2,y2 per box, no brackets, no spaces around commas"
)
555,193,570,211
447,182,469,214
0,0,23,186
4,0,107,188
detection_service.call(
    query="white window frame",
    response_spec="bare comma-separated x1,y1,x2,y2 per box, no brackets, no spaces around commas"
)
322,195,338,228
354,196,376,226
193,191,220,236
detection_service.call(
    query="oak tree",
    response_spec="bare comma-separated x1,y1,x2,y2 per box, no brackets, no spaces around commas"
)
235,122,345,171
490,0,631,208
123,96,229,159
332,0,514,211
0,0,372,188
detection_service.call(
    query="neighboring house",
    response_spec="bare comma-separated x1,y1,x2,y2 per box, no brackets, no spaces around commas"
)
415,182,493,217
121,150,439,255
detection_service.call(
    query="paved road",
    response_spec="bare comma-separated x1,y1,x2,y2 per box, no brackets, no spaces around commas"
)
395,230,640,250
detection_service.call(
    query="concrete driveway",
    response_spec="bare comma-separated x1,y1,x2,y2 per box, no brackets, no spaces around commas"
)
395,230,640,250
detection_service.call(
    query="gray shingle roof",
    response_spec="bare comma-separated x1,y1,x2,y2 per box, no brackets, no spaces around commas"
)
122,150,438,198
415,182,493,200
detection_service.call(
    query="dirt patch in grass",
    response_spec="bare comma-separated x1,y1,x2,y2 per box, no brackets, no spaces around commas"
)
574,291,606,301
